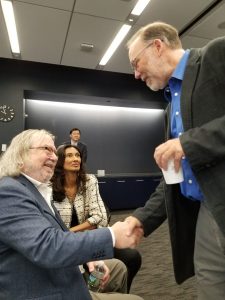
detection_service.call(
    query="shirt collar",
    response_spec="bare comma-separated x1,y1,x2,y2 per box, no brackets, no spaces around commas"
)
21,172,43,187
71,140,78,146
21,173,54,213
171,49,190,80
164,50,190,102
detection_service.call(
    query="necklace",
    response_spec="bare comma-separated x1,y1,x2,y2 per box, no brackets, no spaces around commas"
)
65,185,77,201
65,187,77,201
65,193,76,200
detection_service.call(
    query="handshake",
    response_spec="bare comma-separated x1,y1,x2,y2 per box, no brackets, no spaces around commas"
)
110,216,144,249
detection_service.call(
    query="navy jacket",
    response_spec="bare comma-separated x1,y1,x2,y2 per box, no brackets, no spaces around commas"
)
0,175,113,299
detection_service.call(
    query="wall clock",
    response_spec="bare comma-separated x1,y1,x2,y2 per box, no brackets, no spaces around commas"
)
0,105,15,122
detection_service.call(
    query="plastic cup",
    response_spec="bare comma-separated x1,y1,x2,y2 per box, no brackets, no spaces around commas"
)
161,159,184,184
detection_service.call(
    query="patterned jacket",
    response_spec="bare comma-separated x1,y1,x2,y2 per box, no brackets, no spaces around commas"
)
54,174,108,228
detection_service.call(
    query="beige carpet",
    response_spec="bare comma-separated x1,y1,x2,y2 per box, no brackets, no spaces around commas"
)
110,210,197,300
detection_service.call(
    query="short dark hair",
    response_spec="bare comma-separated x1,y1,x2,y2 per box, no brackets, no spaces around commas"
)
69,128,81,134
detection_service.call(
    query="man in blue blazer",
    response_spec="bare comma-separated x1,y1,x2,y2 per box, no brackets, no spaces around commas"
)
0,129,143,300
126,22,225,299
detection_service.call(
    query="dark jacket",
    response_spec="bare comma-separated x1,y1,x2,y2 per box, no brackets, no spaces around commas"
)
133,37,225,284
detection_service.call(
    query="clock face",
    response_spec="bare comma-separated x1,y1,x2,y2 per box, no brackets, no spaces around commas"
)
0,105,15,122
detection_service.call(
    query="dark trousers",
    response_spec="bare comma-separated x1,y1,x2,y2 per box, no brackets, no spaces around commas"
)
114,248,142,292
194,202,225,299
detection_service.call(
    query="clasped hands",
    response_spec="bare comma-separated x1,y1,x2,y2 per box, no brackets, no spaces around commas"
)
111,216,144,249
110,139,185,249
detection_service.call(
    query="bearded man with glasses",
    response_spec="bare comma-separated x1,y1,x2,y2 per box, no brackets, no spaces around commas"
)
126,21,225,300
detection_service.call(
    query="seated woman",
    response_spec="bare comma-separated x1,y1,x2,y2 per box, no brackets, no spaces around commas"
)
52,144,142,292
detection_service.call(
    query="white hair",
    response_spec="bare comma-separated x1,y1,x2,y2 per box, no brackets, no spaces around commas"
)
0,129,55,179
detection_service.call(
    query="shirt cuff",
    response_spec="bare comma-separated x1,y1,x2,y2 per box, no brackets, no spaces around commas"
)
108,227,115,247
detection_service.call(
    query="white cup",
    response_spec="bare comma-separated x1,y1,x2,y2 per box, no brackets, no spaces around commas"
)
161,159,184,184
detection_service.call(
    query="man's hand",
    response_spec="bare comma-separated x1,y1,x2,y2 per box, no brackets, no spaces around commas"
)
87,261,110,289
125,216,143,233
154,138,185,172
111,219,144,249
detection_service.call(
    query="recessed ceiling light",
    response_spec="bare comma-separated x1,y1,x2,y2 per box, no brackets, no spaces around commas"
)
1,0,20,54
99,24,131,66
131,0,151,16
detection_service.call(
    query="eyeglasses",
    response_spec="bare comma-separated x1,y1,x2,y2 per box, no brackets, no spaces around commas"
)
29,146,57,156
130,41,155,71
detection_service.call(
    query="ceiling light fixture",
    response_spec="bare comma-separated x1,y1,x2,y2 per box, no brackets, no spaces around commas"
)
131,0,151,16
1,0,20,54
99,24,131,66
80,43,94,51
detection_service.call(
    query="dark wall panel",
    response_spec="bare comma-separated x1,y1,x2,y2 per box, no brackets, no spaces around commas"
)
25,99,164,174
0,58,165,146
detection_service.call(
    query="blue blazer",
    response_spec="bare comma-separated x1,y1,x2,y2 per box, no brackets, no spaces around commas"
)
0,175,113,299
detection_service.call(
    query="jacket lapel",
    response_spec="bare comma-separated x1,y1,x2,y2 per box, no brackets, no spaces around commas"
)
50,200,69,230
16,175,68,230
180,48,201,130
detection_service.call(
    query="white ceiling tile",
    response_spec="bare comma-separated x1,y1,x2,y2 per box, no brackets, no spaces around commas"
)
136,0,216,30
185,2,225,40
14,2,71,64
181,35,211,50
74,0,137,21
15,0,74,11
62,13,123,68
104,44,132,74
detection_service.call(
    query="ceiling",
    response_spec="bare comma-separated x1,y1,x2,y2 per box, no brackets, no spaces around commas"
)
0,0,225,75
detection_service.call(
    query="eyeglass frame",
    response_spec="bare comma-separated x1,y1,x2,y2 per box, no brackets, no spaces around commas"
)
130,40,155,71
29,146,57,156
130,38,165,71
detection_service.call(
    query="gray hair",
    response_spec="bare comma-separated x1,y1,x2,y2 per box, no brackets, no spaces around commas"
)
127,21,182,50
0,129,55,179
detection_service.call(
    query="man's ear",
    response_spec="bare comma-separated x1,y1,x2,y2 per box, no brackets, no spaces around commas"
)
154,39,164,56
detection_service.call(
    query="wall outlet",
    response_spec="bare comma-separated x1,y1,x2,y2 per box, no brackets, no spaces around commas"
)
97,170,105,176
1,144,7,151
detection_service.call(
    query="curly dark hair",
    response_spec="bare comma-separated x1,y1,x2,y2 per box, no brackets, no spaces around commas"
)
51,144,87,202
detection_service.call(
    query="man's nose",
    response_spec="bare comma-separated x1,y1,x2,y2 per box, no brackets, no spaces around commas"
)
134,69,141,79
51,152,58,161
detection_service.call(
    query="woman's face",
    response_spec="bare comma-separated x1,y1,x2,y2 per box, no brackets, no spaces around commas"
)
63,147,81,172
